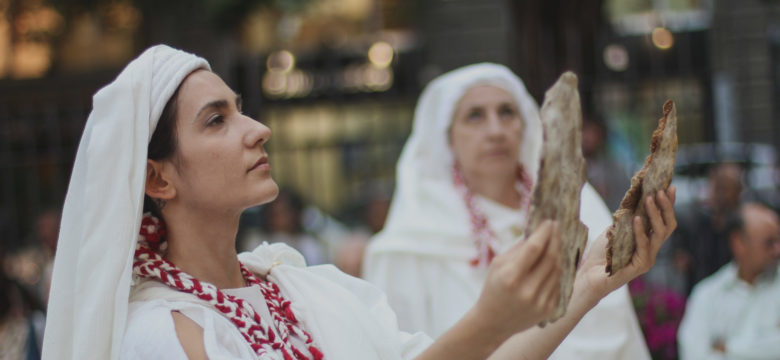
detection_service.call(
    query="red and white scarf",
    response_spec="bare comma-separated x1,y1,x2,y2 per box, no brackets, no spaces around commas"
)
133,213,324,360
452,164,533,267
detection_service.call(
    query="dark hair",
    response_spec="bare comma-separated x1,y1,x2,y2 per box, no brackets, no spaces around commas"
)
723,209,744,238
0,252,11,322
143,85,182,219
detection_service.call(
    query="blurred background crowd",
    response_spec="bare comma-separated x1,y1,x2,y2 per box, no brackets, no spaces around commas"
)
1,0,780,359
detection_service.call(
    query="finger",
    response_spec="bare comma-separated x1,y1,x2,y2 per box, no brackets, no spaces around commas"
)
656,190,677,231
534,228,562,284
536,261,561,315
530,221,561,270
632,216,652,272
526,240,559,289
511,220,554,273
667,185,677,205
524,255,557,301
644,195,666,236
548,222,562,260
533,223,562,307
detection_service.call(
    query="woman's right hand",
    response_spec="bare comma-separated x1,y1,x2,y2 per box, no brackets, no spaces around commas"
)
415,221,562,360
474,220,563,336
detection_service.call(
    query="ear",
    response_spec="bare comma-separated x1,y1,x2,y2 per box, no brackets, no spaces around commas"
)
145,160,176,201
729,231,744,257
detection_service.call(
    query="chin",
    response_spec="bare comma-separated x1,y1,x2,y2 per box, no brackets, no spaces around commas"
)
248,180,280,208
480,162,516,177
262,182,280,205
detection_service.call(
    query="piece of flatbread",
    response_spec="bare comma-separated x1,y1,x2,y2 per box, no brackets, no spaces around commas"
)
606,100,678,275
526,72,589,324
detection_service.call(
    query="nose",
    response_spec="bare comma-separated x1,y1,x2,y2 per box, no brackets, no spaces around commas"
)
486,111,505,138
242,114,271,148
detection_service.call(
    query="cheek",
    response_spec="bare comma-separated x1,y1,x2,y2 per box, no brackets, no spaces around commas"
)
178,145,235,189
507,123,524,152
450,131,475,165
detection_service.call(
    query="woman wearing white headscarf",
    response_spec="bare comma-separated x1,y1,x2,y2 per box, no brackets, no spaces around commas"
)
364,63,655,359
42,45,678,360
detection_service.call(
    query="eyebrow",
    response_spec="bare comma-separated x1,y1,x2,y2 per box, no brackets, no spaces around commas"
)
194,94,243,122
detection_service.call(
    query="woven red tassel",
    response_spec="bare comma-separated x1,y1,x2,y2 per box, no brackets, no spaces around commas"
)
310,346,325,360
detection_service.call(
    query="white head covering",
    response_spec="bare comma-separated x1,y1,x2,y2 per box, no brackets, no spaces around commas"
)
366,63,542,260
42,45,209,360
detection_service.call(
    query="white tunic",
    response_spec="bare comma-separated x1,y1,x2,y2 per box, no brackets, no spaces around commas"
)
121,243,432,359
678,263,780,360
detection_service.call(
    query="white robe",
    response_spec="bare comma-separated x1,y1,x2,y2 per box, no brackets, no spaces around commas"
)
365,185,649,359
122,243,432,359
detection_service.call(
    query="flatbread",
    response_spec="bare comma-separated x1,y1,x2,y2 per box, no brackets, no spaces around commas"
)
606,100,678,275
526,72,589,324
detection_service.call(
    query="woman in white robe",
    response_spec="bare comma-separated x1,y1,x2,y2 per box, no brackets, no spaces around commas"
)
364,63,654,359
41,46,675,360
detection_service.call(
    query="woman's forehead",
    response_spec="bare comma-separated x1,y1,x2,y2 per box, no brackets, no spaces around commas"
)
177,70,235,110
456,85,517,109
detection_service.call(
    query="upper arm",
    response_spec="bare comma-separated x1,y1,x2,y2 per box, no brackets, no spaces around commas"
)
172,311,208,360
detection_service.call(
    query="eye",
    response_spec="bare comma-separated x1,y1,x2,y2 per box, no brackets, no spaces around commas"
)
206,114,225,127
466,108,484,122
499,105,516,118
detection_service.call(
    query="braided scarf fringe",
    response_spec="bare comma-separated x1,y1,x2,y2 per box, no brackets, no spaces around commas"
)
133,241,324,360
452,163,533,267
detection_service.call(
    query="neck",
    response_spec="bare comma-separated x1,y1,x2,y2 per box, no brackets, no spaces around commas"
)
737,265,761,285
161,204,245,289
464,171,521,209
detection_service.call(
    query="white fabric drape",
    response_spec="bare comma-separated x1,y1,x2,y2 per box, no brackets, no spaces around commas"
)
123,243,432,359
363,63,650,359
42,45,209,360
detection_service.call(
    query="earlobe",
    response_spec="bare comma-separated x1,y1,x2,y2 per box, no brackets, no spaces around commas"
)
145,160,176,201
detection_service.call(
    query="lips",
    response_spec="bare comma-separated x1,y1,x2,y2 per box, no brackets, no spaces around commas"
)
248,156,269,172
484,148,511,157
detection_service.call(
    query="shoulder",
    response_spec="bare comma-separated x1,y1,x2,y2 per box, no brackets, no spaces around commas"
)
689,263,734,300
122,299,250,360
121,301,188,359
171,311,207,360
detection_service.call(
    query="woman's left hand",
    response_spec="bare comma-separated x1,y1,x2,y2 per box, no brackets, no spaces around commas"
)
576,186,677,301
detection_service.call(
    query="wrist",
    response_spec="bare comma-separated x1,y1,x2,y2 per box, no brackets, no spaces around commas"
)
571,275,602,311
463,304,516,353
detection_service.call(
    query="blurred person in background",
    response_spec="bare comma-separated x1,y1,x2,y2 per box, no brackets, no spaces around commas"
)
677,203,780,359
364,63,677,359
239,188,328,265
672,162,743,294
5,209,60,305
581,113,631,212
1,244,45,360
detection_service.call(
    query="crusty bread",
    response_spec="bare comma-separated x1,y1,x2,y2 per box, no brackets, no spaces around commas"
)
606,100,678,275
527,72,589,324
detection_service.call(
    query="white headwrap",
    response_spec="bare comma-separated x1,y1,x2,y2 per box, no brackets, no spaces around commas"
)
42,45,209,360
366,63,543,259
